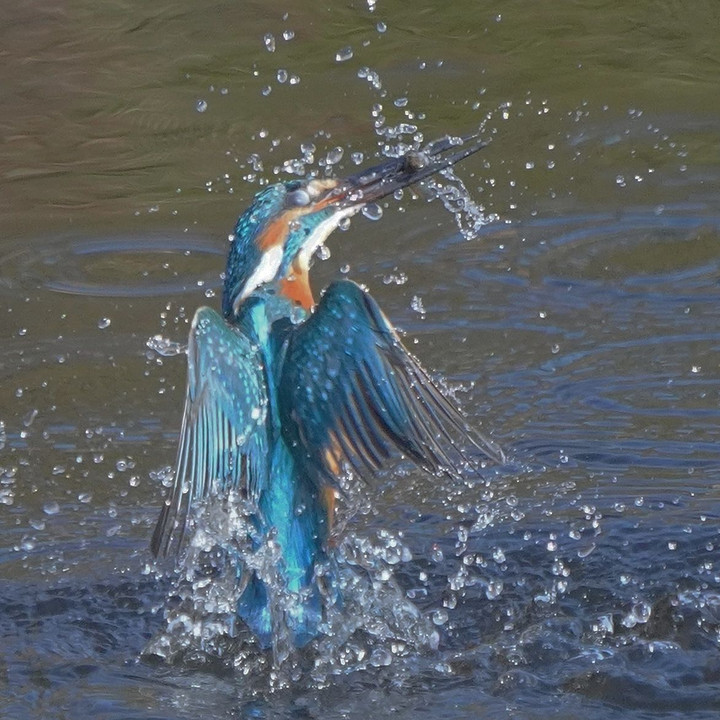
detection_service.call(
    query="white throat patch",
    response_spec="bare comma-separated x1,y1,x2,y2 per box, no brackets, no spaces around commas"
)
296,205,360,271
234,243,284,315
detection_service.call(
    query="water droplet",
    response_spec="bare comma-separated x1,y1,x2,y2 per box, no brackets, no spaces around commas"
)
369,647,392,666
486,580,503,599
264,33,276,52
382,271,407,285
376,21,387,32
593,614,614,634
325,147,344,165
622,601,652,628
411,295,426,316
22,408,38,427
147,335,187,357
335,46,354,63
276,69,288,83
196,99,208,113
361,203,383,221
432,608,448,625
43,501,60,515
98,317,111,329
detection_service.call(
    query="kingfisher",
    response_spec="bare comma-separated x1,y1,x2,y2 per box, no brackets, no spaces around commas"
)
151,135,504,650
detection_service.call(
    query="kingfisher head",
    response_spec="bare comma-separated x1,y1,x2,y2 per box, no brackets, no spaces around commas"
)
222,136,486,318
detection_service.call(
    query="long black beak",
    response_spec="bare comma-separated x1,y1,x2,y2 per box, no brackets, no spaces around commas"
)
337,134,487,206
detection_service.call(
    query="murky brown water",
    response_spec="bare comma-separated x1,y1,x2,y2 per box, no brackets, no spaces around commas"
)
2,1,720,718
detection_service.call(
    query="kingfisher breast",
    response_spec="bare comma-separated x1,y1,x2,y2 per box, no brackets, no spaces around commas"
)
279,258,315,310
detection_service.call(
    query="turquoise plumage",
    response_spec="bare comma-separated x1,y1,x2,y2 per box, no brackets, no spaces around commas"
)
151,137,503,648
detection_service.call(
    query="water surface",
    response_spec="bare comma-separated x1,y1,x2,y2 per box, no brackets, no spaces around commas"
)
2,1,720,718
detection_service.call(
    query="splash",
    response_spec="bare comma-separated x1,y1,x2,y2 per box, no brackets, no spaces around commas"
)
360,72,495,239
309,532,439,685
143,492,260,668
143,490,438,681
146,334,187,357
426,165,499,240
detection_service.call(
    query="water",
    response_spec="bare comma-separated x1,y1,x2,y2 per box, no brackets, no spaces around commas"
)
2,1,720,718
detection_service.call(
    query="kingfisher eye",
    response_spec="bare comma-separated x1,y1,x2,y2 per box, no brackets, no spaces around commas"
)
286,188,311,206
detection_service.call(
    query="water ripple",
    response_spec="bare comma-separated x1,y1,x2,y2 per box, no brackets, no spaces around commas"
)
0,234,224,298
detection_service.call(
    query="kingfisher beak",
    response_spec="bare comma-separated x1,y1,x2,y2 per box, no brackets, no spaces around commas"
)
333,134,487,207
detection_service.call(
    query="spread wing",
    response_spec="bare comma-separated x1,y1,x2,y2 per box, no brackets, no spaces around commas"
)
279,280,503,486
151,306,268,558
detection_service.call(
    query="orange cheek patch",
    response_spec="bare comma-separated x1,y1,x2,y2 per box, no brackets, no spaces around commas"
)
258,205,314,252
257,217,289,251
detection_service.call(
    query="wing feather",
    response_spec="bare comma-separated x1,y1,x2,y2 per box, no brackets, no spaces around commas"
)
279,280,503,486
151,306,268,558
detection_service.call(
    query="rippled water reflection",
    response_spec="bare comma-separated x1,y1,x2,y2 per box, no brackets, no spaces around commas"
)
2,0,720,718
